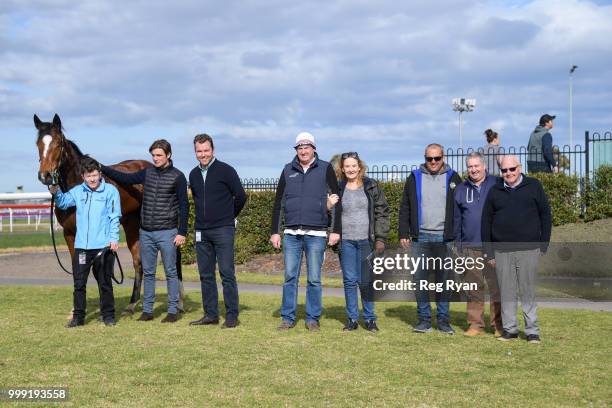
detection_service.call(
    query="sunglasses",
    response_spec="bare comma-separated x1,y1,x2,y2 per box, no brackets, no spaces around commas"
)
500,166,519,174
425,156,443,162
341,152,359,159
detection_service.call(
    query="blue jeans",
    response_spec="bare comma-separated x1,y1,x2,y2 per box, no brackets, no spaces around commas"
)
140,228,180,314
281,234,326,324
413,232,450,323
340,239,376,321
195,226,239,320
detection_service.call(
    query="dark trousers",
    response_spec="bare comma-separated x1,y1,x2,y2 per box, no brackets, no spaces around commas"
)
527,161,552,173
72,248,115,320
195,226,239,320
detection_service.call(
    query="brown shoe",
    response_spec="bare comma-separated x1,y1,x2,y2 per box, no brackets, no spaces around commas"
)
277,320,296,331
463,327,484,337
494,329,503,338
305,321,320,332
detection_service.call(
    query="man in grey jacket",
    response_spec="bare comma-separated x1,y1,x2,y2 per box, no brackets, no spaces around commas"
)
399,143,462,334
527,114,558,174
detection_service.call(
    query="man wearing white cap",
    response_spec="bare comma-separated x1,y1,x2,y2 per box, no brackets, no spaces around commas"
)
270,132,341,331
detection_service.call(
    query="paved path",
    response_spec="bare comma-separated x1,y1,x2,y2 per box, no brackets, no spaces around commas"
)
1,250,611,312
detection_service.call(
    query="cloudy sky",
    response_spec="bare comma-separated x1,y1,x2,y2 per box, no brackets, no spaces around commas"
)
2,0,612,192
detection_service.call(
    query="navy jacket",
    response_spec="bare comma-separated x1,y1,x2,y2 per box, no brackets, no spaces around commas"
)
398,166,462,241
271,154,340,234
189,159,247,230
453,174,498,249
481,175,552,256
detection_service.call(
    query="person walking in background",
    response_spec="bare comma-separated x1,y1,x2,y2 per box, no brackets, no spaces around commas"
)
453,152,502,338
188,133,247,329
479,129,502,176
399,143,462,334
102,139,188,323
329,152,390,333
482,155,552,344
527,114,558,174
270,132,341,332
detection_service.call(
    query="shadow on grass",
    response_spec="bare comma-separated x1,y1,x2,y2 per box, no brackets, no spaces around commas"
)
384,304,469,330
83,295,251,323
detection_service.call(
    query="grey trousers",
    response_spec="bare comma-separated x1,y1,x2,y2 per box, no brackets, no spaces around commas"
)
494,249,540,336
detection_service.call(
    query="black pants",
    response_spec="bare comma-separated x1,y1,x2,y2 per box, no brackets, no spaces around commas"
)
527,160,552,173
195,226,239,320
72,248,115,320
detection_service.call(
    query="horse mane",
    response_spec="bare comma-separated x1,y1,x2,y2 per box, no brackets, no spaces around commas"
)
67,139,84,157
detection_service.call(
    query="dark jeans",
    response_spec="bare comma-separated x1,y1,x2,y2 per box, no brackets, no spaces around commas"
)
413,232,450,323
527,161,552,173
72,248,115,320
195,226,239,320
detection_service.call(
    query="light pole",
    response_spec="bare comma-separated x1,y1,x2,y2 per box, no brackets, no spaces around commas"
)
452,98,476,150
569,65,578,148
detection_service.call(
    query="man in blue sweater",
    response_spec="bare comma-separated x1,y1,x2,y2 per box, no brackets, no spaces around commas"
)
482,155,552,344
51,157,121,328
188,134,247,329
453,152,502,337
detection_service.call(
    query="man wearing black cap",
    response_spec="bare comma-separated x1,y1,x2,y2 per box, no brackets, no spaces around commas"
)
527,114,558,174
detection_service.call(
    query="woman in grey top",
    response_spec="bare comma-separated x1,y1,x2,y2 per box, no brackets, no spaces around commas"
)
328,152,390,332
480,129,502,176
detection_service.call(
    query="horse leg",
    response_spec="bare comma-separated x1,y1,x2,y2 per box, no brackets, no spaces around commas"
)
63,230,76,321
122,214,142,315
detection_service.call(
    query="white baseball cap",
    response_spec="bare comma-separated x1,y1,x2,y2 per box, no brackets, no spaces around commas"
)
294,132,316,148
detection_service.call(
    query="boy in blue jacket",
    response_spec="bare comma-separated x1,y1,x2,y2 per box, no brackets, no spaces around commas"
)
50,157,122,327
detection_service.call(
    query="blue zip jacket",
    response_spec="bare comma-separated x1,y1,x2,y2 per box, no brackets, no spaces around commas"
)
54,179,122,249
453,174,498,249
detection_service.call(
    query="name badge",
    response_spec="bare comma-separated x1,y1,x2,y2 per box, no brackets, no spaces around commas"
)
195,231,201,242
78,252,86,265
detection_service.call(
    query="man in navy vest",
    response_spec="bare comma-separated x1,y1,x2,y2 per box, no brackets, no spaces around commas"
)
399,143,462,334
188,134,247,329
270,132,341,331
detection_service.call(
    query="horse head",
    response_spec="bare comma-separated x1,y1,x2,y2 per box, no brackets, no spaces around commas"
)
34,113,66,186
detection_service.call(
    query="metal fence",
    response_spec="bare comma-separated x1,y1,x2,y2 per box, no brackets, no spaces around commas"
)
240,130,612,191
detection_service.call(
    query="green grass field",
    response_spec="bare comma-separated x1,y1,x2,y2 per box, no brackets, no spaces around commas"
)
1,286,610,407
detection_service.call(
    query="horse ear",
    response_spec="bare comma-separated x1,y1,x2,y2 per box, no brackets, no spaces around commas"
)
33,114,43,130
52,114,62,130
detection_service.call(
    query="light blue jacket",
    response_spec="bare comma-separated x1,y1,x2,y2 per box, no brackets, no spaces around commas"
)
54,179,121,249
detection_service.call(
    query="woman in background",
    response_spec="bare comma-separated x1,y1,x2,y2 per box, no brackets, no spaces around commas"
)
481,129,502,176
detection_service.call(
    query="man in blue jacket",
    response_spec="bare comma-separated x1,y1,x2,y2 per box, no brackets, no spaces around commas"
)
50,157,121,328
399,143,462,334
188,134,247,329
453,152,502,337
270,132,341,331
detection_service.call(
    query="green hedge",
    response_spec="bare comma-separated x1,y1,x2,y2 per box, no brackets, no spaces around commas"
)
181,168,611,264
583,165,612,222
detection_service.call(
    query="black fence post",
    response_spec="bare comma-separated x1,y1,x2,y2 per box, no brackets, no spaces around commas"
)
585,130,590,179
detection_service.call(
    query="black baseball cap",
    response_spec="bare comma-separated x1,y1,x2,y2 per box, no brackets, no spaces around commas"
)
539,114,556,126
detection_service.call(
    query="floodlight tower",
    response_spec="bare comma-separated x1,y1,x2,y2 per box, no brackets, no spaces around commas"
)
569,65,578,148
452,98,476,150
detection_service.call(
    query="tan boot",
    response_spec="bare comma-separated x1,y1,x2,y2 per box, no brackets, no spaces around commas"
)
494,329,503,338
463,327,484,337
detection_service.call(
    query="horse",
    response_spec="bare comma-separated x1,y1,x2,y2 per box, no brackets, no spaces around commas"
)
34,113,184,315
